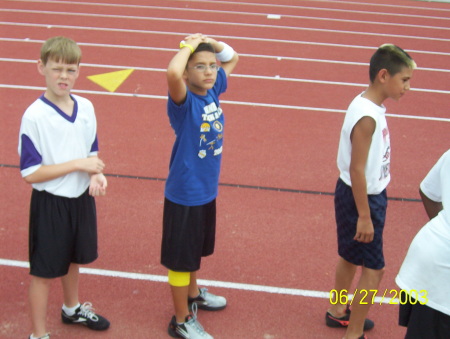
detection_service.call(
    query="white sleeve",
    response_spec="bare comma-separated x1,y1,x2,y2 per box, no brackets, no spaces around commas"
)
420,150,450,203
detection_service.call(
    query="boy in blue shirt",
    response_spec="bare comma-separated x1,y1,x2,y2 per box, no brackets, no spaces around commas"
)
161,33,238,339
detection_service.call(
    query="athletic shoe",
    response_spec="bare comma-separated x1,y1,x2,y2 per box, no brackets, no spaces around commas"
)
358,334,368,339
325,306,374,330
28,335,50,339
188,288,227,311
61,302,110,330
168,304,213,339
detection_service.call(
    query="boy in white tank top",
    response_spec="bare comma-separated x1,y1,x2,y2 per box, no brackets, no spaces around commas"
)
326,44,416,339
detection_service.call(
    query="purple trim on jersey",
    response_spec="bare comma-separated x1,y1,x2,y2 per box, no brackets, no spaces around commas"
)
20,134,42,170
39,94,78,123
90,135,99,152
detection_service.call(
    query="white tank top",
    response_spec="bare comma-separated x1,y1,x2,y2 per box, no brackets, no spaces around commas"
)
337,93,391,194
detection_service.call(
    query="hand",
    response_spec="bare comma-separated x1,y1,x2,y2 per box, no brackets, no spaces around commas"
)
354,217,374,243
183,33,207,49
78,157,105,174
89,173,107,196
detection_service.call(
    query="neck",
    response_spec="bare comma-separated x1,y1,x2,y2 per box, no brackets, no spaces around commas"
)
45,91,72,105
361,86,386,107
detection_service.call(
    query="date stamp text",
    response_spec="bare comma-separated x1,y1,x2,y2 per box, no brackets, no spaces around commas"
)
329,289,428,305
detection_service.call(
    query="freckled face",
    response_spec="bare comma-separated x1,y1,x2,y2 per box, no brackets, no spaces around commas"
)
184,51,218,95
38,58,79,100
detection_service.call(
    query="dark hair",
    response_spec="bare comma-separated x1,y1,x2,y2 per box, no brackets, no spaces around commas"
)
189,42,215,61
369,44,416,82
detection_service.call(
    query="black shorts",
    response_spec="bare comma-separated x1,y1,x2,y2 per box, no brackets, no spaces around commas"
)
161,198,216,272
29,189,98,278
399,300,450,339
334,178,387,270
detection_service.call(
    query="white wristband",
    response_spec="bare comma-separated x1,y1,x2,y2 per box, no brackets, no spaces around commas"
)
215,42,234,62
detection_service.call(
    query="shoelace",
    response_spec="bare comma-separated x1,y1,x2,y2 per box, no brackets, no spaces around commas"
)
199,287,213,300
78,302,99,321
187,303,207,335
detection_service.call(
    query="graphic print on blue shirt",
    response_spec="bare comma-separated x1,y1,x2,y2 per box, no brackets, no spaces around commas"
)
198,101,223,159
165,67,228,206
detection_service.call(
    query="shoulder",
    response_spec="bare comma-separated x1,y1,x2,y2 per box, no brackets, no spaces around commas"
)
430,149,450,175
346,94,384,127
168,89,192,110
22,97,48,121
72,94,94,108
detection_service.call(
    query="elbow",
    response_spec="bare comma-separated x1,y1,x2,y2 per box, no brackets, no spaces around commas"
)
23,176,34,184
23,173,39,184
349,166,362,178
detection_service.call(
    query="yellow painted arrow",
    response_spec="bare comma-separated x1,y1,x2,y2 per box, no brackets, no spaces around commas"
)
87,69,134,92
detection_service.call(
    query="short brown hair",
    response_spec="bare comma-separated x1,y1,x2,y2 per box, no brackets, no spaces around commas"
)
40,36,82,65
369,44,416,82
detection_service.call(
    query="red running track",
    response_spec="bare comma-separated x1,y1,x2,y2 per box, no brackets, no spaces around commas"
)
1,0,449,338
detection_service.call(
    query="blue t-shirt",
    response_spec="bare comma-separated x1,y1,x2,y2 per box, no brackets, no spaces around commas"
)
165,67,227,206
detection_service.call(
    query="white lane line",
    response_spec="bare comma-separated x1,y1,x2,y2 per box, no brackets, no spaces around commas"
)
0,258,397,303
1,84,449,122
2,21,450,51
0,58,449,93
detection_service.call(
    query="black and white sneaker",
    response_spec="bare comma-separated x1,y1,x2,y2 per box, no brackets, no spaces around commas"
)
28,334,50,339
61,302,110,331
168,304,213,339
188,288,227,311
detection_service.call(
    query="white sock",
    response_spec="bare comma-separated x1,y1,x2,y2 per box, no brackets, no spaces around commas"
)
30,334,47,339
62,303,80,316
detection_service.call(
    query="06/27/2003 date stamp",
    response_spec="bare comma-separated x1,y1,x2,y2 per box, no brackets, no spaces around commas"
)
329,289,428,305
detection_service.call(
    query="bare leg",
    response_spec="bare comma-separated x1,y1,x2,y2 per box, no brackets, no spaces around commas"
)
188,271,199,298
344,266,385,339
329,257,357,317
29,276,51,337
61,263,80,308
170,284,190,323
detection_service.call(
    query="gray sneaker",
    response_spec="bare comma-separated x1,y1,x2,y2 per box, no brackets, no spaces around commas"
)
189,288,227,311
168,304,213,339
28,335,50,339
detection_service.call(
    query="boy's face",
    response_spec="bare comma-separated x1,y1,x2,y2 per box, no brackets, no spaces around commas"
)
183,51,218,95
384,66,414,101
38,58,80,100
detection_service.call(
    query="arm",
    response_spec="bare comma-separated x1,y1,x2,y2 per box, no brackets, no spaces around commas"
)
419,188,443,220
23,156,105,184
206,38,239,77
166,34,205,105
349,116,376,243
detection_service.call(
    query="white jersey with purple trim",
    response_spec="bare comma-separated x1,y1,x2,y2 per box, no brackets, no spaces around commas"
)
337,93,391,194
18,94,98,198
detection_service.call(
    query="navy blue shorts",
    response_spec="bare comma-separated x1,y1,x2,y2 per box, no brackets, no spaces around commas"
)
161,198,216,272
334,178,387,270
29,189,98,278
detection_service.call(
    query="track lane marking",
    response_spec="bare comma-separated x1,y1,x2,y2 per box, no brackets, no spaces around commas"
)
0,258,396,303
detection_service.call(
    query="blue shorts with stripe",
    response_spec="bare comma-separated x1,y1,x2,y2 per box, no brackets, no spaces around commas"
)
334,178,387,270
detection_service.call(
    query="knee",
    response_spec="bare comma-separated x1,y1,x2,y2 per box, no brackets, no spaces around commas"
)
363,267,385,285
